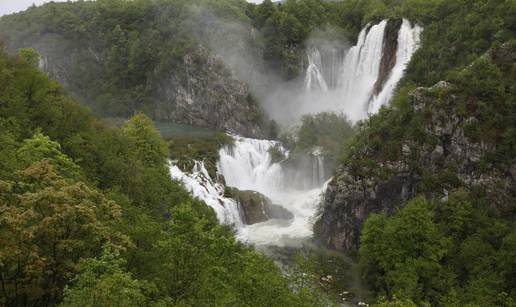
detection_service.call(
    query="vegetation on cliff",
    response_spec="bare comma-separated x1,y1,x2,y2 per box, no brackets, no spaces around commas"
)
314,0,516,304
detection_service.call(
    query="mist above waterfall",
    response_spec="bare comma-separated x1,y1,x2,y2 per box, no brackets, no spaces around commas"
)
189,10,422,125
272,19,422,123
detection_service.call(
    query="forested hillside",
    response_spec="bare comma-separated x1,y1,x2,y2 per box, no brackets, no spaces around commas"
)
0,0,276,137
314,0,516,305
0,48,327,306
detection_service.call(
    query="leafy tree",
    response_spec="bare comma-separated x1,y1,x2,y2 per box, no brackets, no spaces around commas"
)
122,113,168,167
60,247,155,307
0,161,125,306
18,47,40,67
17,132,82,180
360,197,451,303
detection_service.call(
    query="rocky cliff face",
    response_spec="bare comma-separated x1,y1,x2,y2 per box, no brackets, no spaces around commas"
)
154,45,269,138
10,39,270,138
315,43,516,251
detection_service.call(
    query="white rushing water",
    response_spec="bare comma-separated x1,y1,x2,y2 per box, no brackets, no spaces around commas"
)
169,161,243,226
305,48,329,92
169,136,328,247
169,19,422,248
368,19,423,113
218,136,328,247
299,19,422,121
337,20,388,119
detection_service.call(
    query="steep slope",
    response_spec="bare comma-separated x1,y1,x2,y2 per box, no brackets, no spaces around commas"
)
0,0,273,138
315,42,516,251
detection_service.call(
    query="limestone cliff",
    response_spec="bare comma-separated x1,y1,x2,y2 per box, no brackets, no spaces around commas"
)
153,45,270,138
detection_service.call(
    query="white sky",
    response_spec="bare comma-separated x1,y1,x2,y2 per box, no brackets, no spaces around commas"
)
0,0,69,16
0,0,264,17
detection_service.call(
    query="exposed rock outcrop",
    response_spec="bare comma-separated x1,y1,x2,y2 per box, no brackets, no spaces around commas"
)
5,36,270,138
155,45,269,138
225,188,293,225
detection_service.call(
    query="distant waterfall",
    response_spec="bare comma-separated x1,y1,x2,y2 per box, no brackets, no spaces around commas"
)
303,19,422,121
305,48,329,92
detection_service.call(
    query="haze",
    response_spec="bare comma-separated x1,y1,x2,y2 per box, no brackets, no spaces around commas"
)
0,0,264,17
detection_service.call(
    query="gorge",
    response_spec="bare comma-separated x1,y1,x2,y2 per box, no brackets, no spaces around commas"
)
170,18,422,249
1,0,514,305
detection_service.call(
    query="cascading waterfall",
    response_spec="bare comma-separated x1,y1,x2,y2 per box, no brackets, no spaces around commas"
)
304,48,329,92
218,136,286,193
368,20,423,113
170,135,328,247
170,18,422,248
337,20,388,119
312,147,325,187
218,136,328,246
302,19,422,121
169,161,243,226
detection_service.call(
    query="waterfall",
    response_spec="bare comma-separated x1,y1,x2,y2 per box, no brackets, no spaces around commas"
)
218,135,328,247
368,20,423,113
338,20,388,119
312,147,325,187
218,136,286,194
304,48,329,92
169,161,243,226
302,19,422,121
170,135,328,246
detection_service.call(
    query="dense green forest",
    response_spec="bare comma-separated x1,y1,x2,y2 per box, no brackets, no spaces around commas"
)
0,0,515,306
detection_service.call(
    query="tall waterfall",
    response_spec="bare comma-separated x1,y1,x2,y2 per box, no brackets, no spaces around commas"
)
338,19,388,118
302,19,422,121
368,20,422,113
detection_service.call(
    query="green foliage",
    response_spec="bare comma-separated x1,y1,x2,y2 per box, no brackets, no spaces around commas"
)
360,197,451,304
0,161,126,306
281,112,356,173
122,113,169,167
18,47,40,67
168,132,233,178
17,132,82,180
60,247,153,307
296,112,356,161
373,296,418,307
360,190,516,306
